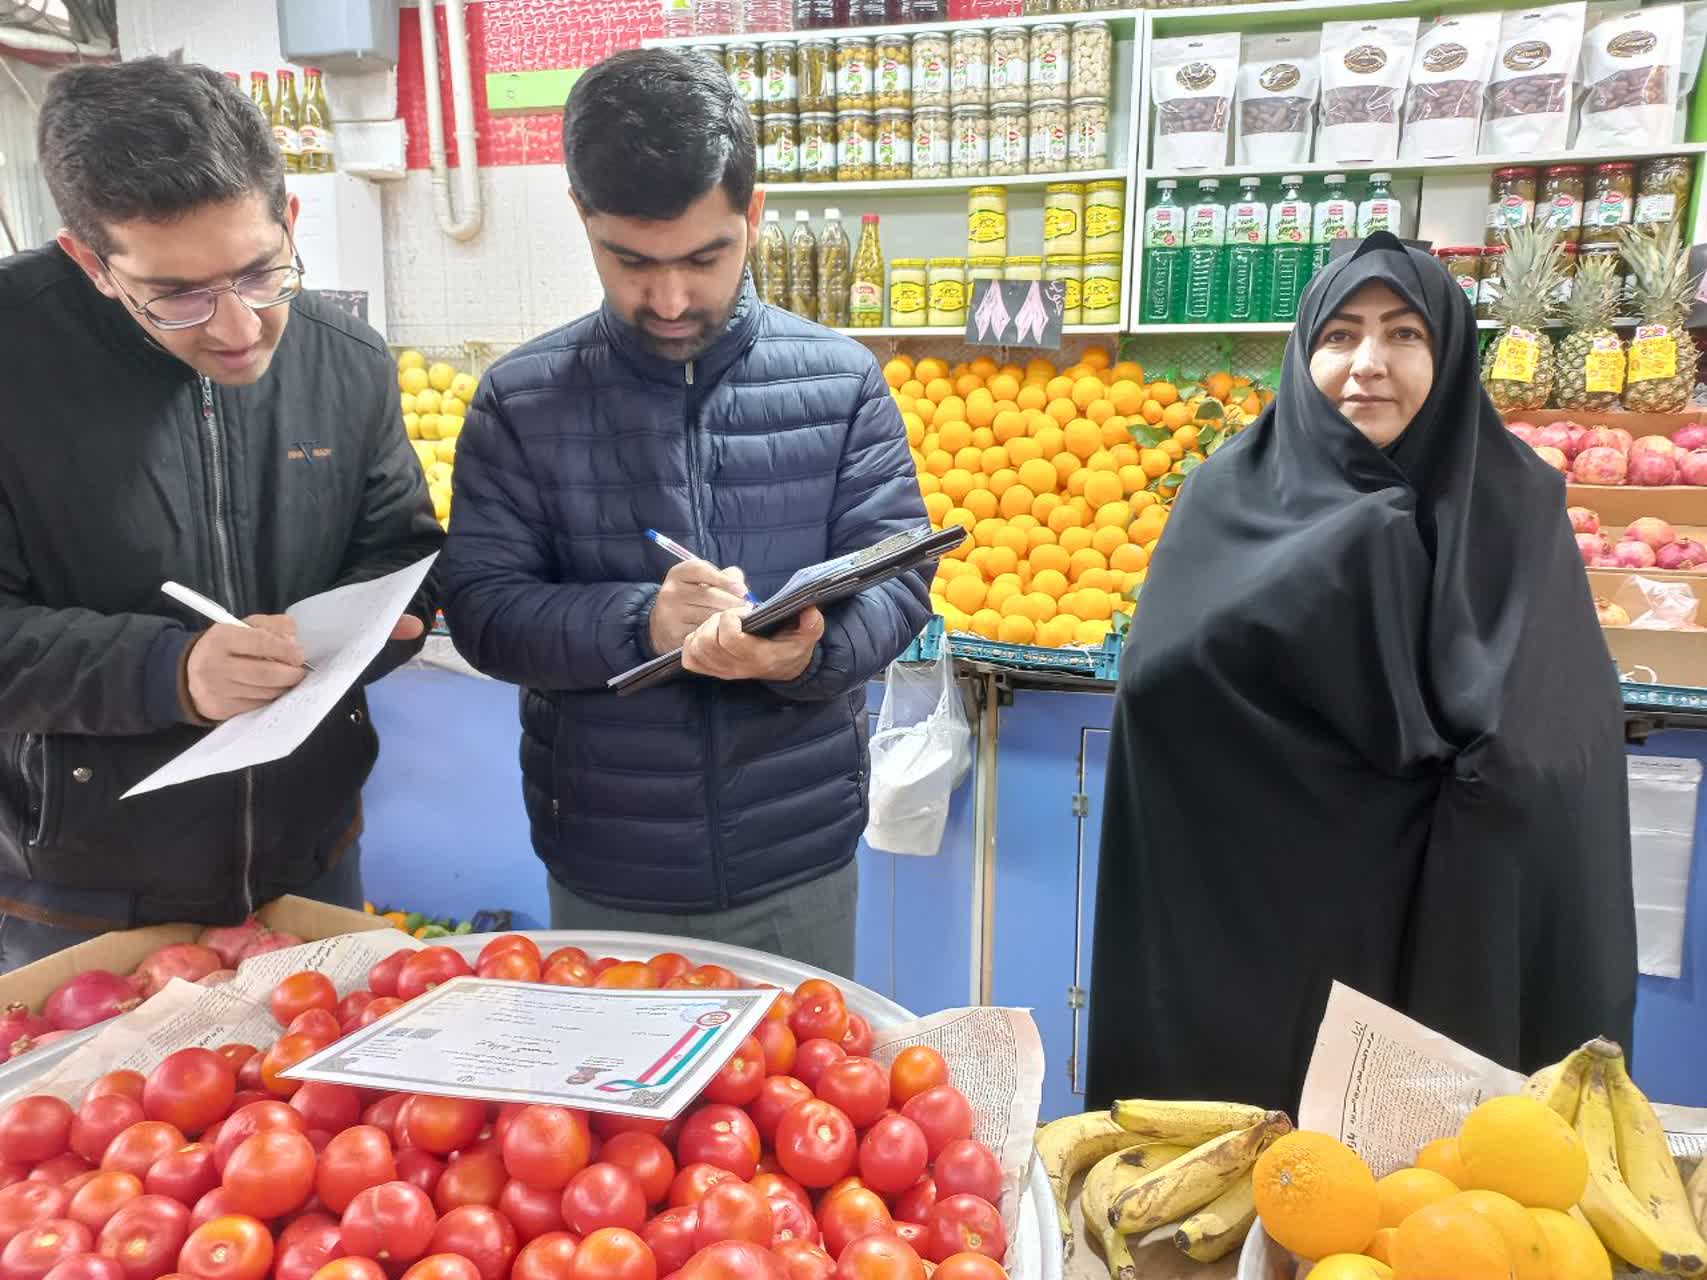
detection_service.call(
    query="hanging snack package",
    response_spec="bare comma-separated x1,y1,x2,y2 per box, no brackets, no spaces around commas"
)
1399,13,1501,159
1481,1,1586,155
1317,18,1419,164
1150,33,1241,172
1577,3,1685,150
1676,2,1707,141
1233,32,1320,166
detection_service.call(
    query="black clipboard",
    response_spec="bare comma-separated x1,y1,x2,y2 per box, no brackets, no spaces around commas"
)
607,524,968,697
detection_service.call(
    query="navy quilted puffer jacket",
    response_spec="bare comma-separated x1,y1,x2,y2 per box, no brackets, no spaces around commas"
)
440,281,933,912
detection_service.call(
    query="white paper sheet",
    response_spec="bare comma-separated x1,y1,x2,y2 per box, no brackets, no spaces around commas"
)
125,554,438,797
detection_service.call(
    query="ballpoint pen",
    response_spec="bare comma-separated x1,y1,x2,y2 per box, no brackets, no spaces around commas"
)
644,530,762,606
161,581,318,673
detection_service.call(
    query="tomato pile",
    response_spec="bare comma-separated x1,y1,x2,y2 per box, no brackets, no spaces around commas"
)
0,936,1012,1280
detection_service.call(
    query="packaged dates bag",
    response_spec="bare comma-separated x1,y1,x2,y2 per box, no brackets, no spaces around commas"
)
1399,12,1501,159
1481,1,1586,155
1577,3,1686,150
1150,33,1240,172
1677,2,1707,140
1234,32,1320,166
1318,18,1419,164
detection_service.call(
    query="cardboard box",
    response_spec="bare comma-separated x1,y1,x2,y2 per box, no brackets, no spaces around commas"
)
1607,626,1707,687
1505,410,1707,527
1504,409,1705,438
0,896,389,1014
1580,526,1707,581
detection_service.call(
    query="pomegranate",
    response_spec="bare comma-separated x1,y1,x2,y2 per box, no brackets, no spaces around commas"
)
1596,600,1632,627
1572,446,1628,485
0,1008,52,1064
1628,451,1680,487
1679,450,1707,487
1576,532,1609,565
1631,434,1678,458
1507,423,1538,445
1567,507,1601,535
130,944,223,998
1657,540,1707,571
197,920,272,969
1566,424,1589,459
43,973,139,1032
1672,423,1707,452
237,933,304,960
1624,518,1678,551
1580,426,1625,454
1534,423,1574,455
1611,427,1635,454
1533,445,1568,472
1613,539,1659,569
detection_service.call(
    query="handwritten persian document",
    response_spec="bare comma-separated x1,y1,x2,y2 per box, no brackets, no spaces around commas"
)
124,554,438,798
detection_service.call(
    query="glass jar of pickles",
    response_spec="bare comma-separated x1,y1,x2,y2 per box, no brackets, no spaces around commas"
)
874,109,913,182
1069,99,1109,172
1004,255,1043,282
1538,165,1585,245
952,105,990,178
1029,100,1070,174
1046,255,1083,324
726,44,762,113
1476,245,1505,321
1082,253,1121,325
797,40,836,114
1044,182,1086,258
1029,25,1070,101
1084,179,1124,254
762,43,797,115
1436,246,1482,309
889,258,928,327
989,28,1029,107
1485,167,1537,249
874,35,911,111
799,114,837,183
950,30,989,108
912,32,951,109
928,258,969,327
1636,154,1694,228
761,115,799,184
836,38,875,111
836,109,876,181
913,107,951,179
967,185,1008,260
1582,163,1634,248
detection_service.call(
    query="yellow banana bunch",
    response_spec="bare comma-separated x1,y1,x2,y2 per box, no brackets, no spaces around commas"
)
1109,1098,1271,1148
1173,1173,1258,1262
1521,1040,1613,1122
1687,1158,1706,1238
1110,1112,1292,1236
1034,1113,1155,1248
1080,1146,1187,1280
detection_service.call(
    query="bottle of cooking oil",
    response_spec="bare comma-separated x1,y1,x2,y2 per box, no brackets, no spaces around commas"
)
850,214,884,329
817,209,851,328
299,67,336,174
274,69,303,174
788,210,819,319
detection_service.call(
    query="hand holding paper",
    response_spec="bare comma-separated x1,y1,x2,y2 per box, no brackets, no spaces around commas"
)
682,605,824,682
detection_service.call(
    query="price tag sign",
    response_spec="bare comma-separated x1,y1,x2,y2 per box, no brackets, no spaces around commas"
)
1628,324,1679,384
1584,336,1627,395
1490,326,1539,384
965,279,1065,350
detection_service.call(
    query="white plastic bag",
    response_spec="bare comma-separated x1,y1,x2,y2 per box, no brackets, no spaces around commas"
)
863,652,971,857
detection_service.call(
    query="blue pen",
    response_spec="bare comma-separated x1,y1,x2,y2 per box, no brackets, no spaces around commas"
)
645,529,761,605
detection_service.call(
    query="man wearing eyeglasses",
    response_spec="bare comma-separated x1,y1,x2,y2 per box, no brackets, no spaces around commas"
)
0,58,443,967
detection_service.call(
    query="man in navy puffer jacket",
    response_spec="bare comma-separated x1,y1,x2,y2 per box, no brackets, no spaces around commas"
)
440,49,933,974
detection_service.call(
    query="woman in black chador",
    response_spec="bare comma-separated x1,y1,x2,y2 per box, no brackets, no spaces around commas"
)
1087,232,1636,1113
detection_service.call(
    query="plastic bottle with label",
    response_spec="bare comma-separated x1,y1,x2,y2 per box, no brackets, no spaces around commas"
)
788,211,818,319
756,209,789,307
1356,172,1401,238
1181,179,1226,325
1222,177,1268,324
1140,180,1184,325
1265,175,1312,323
1312,173,1355,275
849,214,885,329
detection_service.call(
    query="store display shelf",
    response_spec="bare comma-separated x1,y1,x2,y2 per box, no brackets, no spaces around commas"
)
1147,0,1567,37
839,324,1124,338
763,168,1127,198
1142,142,1707,185
646,8,1142,51
1128,319,1643,336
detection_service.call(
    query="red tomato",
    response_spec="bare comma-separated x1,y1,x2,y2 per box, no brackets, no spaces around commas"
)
211,1104,303,1175
927,1145,998,1209
897,1091,971,1163
272,1215,344,1280
402,1098,485,1158
367,953,409,998
892,1223,927,1252
835,1234,925,1280
922,1198,1003,1266
314,1126,395,1215
641,1207,696,1275
815,1061,889,1132
856,1118,927,1199
395,950,472,1002
338,1182,437,1265
332,993,374,1032
87,1076,144,1106
358,1096,407,1141
433,1147,506,1215
2,1218,92,1280
500,1107,590,1193
395,1150,446,1200
674,1110,758,1183
219,1130,314,1219
310,1261,386,1280
773,1240,835,1280
477,934,542,967
71,1099,147,1168
839,1017,874,1060
591,964,657,991
270,974,337,1030
185,1193,244,1235
787,988,848,1047
0,1101,74,1166
496,1181,564,1243
752,1024,796,1079
767,1195,819,1248
355,999,404,1029
96,1195,191,1280
428,1206,517,1280
591,1115,671,1142
566,1228,653,1280
775,1102,857,1191
283,1011,340,1046
101,1128,186,1183
232,1056,264,1097
691,1182,771,1250
762,993,797,1027
892,1180,936,1227
42,1255,126,1280
700,1041,765,1110
748,1081,812,1150
142,1054,233,1142
646,954,692,987
679,967,738,992
816,1189,892,1261
28,1160,92,1190
141,1144,214,1210
928,1255,1003,1280
664,1166,735,1211
400,1256,480,1280
887,1052,948,1109
256,1038,321,1100
542,946,589,969
790,1043,847,1094
677,1240,780,1280
560,1165,645,1237
511,1234,578,1280
748,1174,807,1211
67,1173,143,1233
598,1135,672,1209
542,959,595,988
287,1085,359,1138
475,949,542,982
177,1214,272,1280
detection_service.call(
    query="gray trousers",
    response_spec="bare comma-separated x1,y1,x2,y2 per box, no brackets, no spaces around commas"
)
546,859,859,978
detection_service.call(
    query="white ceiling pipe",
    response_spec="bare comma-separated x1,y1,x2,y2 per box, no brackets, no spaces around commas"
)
419,0,483,241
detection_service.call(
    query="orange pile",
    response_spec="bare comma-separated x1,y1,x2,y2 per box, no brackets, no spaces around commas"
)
893,347,1255,648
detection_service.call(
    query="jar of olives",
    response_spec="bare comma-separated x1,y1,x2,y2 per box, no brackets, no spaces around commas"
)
874,35,911,111
836,109,876,181
875,109,913,182
1636,155,1695,229
836,38,875,111
797,40,836,114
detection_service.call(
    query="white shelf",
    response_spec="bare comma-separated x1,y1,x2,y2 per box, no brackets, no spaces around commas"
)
1143,143,1707,185
837,324,1122,339
764,168,1126,198
1126,319,1644,336
645,8,1141,50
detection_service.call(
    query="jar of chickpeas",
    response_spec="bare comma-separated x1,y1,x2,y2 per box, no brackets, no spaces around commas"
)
1069,22,1111,103
989,103,1029,177
951,105,990,179
989,28,1029,107
950,30,989,108
913,107,951,179
1029,100,1070,174
912,31,951,109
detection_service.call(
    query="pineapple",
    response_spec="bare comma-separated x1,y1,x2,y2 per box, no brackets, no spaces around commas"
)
1481,224,1565,412
1619,220,1702,413
1555,250,1625,413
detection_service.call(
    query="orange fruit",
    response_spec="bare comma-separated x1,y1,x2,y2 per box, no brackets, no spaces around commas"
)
944,575,985,614
1024,592,1057,623
1066,468,1091,498
1110,442,1139,467
1457,1096,1587,1212
992,410,1026,443
1031,568,1070,599
1026,525,1057,551
988,373,1021,403
936,395,967,425
1067,548,1108,582
971,516,1004,548
1034,425,1066,458
1160,436,1186,461
1415,1138,1468,1189
1058,526,1094,555
966,389,996,428
1090,525,1127,560
1118,464,1147,496
941,507,976,537
954,373,983,399
999,483,1037,520
1017,458,1060,496
1029,544,1070,577
1070,376,1105,411
924,493,952,525
968,609,1002,640
1036,615,1077,648
1044,375,1074,402
903,412,926,448
1031,492,1063,524
1046,503,1083,534
1016,384,1048,412
1253,1132,1382,1262
1075,619,1111,646
1109,380,1143,416
1140,447,1172,479
1527,1209,1611,1280
1304,1258,1391,1280
1063,418,1101,460
954,446,983,473
1205,370,1234,401
924,377,953,404
915,358,948,382
994,527,1030,559
1376,1169,1459,1230
1109,543,1147,574
1006,435,1044,465
900,378,926,399
1100,418,1131,448
1008,513,1037,529
979,446,1010,476
988,468,1018,498
1086,399,1117,426
996,615,1035,645
1075,590,1112,621
1054,452,1083,486
1391,1202,1511,1280
943,469,980,505
1112,360,1144,383
1046,398,1078,427
1140,399,1164,425
1149,380,1179,407
919,473,941,497
1174,424,1201,450
1365,1228,1398,1267
1130,490,1159,512
1450,1191,1549,1280
983,545,1020,578
937,420,972,453
1080,345,1111,370
1162,400,1194,430
1083,470,1124,510
986,577,1023,612
924,450,954,478
882,358,913,389
971,426,995,449
1094,501,1132,532
969,355,999,379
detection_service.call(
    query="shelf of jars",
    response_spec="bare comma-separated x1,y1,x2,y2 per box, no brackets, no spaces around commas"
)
648,8,1143,50
759,165,1127,196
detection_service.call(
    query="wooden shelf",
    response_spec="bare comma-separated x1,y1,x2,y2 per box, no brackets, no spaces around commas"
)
763,169,1126,198
1143,143,1707,185
837,325,1122,338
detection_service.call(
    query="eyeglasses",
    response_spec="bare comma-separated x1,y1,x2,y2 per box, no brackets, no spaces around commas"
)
97,236,306,331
